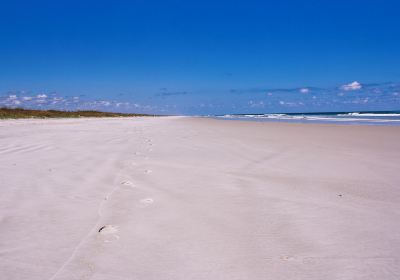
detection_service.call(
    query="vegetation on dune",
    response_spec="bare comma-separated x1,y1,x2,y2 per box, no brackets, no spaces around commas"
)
0,107,152,119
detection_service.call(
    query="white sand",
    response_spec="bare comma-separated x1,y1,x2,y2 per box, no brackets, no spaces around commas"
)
1,117,400,280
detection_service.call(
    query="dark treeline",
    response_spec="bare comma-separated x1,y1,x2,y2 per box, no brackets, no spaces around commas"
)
0,107,153,119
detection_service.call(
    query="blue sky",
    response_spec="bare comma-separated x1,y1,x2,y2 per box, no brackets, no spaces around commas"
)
1,0,400,114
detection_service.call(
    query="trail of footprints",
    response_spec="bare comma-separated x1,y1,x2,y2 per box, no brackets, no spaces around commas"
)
98,136,154,242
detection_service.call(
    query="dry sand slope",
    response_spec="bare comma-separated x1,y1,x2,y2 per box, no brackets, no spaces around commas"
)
1,117,400,280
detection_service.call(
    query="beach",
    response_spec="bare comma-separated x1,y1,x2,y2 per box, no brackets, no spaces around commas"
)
1,117,400,280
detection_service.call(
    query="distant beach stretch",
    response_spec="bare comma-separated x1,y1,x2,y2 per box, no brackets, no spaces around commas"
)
1,117,399,279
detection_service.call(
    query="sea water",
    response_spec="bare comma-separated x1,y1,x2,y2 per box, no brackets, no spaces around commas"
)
215,111,400,126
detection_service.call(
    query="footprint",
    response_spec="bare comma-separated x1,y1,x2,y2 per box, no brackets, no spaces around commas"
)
98,225,118,234
98,225,120,242
280,255,296,261
140,198,154,205
145,169,152,174
121,181,134,186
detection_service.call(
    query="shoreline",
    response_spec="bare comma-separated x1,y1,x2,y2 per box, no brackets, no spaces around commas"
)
3,114,400,127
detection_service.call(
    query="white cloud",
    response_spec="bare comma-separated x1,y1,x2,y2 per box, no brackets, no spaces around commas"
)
37,94,47,98
341,81,362,91
279,101,299,107
5,99,21,105
248,100,264,108
8,95,17,100
22,96,33,101
299,88,309,93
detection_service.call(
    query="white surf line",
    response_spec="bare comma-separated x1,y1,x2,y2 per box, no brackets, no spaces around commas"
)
48,156,138,280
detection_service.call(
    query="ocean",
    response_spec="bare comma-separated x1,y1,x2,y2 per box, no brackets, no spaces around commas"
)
216,111,400,126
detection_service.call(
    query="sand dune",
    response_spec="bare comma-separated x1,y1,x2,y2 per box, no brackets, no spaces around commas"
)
1,117,400,279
